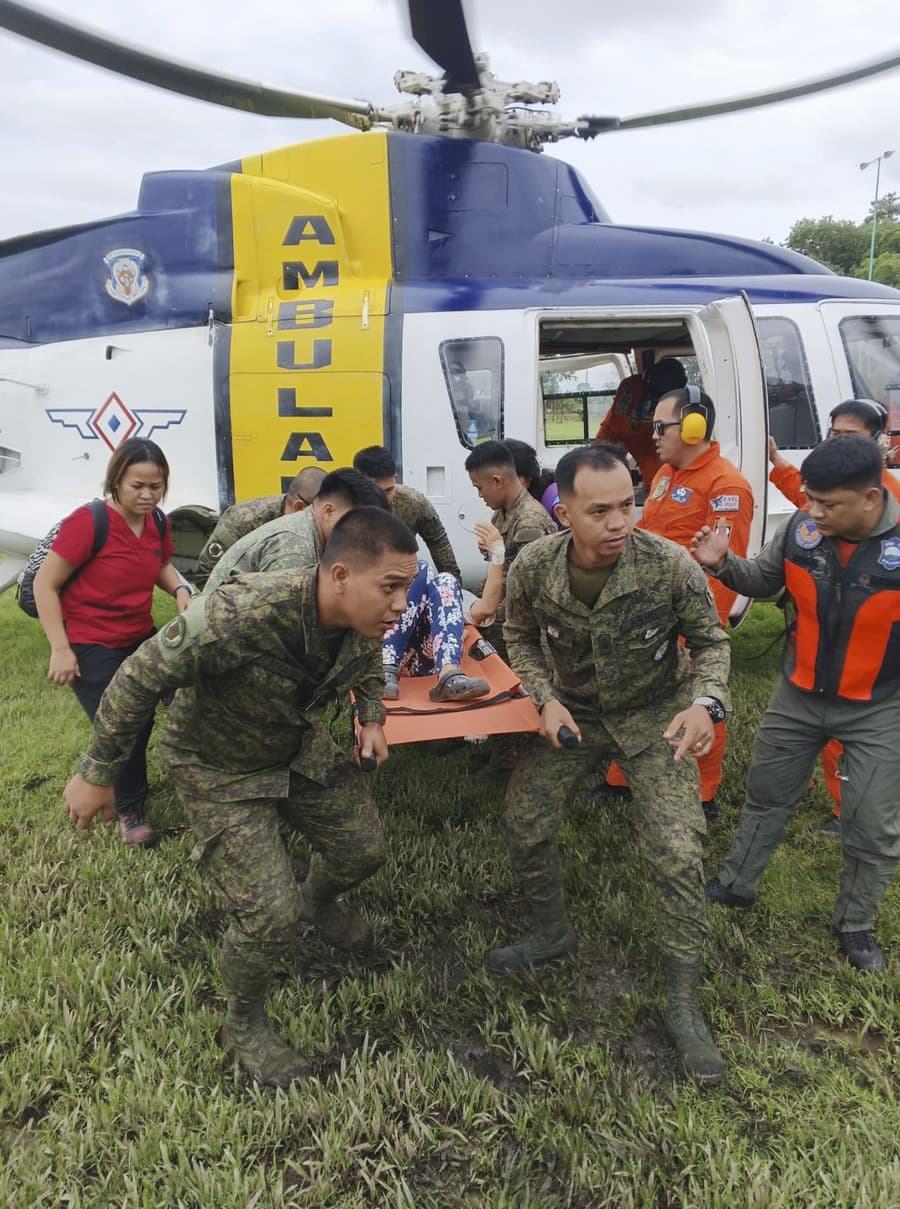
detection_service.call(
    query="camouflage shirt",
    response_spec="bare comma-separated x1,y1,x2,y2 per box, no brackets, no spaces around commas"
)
204,509,322,592
194,494,284,585
76,569,384,801
484,487,557,622
503,529,731,757
392,484,461,580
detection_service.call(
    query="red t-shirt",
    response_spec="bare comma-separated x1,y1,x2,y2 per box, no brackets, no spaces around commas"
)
52,503,173,646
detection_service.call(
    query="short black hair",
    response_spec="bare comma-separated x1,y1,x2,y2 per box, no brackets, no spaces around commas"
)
321,507,418,568
829,398,888,437
104,438,169,500
464,440,516,475
801,433,884,493
644,357,687,399
285,466,326,504
556,443,630,498
657,387,716,442
353,445,396,479
318,467,390,510
503,438,542,494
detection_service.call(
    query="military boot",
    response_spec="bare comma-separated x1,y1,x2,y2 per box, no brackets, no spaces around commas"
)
300,877,374,954
664,956,724,1085
484,891,577,975
220,994,313,1088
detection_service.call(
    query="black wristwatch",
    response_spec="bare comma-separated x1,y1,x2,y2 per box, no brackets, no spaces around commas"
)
692,696,726,725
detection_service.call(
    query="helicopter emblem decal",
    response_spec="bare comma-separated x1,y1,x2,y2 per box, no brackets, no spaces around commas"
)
46,393,186,451
103,248,149,306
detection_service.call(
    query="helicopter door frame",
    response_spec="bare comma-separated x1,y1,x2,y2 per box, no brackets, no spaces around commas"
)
530,297,768,557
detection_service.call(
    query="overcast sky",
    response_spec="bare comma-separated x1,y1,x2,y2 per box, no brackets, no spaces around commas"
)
1,0,898,250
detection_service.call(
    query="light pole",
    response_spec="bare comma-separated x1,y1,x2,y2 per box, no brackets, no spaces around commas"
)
860,149,894,281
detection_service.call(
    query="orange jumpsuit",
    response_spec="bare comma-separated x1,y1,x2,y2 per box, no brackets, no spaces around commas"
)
769,460,900,813
594,375,662,491
608,443,753,802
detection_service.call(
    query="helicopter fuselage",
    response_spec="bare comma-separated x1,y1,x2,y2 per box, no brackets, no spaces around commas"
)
1,131,898,589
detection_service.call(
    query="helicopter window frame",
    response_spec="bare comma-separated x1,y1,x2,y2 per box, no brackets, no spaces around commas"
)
839,314,900,469
757,316,820,451
439,337,505,449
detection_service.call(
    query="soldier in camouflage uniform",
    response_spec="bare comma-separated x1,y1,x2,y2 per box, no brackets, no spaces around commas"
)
63,509,419,1087
489,444,731,1084
354,446,462,579
203,468,387,592
194,466,326,587
464,440,557,657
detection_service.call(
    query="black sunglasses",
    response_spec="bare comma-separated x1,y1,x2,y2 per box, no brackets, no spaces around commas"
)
651,420,682,436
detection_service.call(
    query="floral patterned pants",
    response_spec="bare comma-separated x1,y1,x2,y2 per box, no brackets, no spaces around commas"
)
383,560,464,676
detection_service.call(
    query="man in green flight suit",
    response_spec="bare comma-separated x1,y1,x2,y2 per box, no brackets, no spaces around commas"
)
63,509,419,1087
490,443,732,1083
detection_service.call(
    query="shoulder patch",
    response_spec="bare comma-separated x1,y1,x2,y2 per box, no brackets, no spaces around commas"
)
711,494,740,512
650,475,670,501
795,518,822,550
878,537,900,571
161,615,187,649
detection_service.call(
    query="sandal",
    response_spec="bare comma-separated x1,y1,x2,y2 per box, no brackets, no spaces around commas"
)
429,671,490,703
383,667,400,700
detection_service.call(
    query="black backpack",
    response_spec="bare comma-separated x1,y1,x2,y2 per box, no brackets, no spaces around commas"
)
16,500,167,618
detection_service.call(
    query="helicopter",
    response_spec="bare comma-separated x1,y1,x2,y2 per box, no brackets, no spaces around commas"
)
1,0,899,592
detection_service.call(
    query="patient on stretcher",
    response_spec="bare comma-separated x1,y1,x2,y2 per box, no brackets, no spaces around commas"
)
382,522,505,702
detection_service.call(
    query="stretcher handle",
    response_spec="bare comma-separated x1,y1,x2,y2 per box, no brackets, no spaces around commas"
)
558,725,580,749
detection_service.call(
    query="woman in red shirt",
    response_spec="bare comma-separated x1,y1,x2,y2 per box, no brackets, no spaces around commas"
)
33,439,190,846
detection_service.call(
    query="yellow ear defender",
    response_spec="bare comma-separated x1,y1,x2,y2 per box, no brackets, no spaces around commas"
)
680,385,710,445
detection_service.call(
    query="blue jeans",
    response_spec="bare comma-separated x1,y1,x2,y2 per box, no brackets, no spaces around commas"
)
70,636,156,818
383,561,464,676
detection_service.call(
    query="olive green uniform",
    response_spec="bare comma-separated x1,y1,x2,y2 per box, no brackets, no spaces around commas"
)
76,570,386,1002
203,509,323,592
482,487,557,657
194,494,284,587
392,483,462,580
501,529,731,959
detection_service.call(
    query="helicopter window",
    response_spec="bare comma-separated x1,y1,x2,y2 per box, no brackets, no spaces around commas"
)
757,317,819,450
439,338,504,447
541,361,621,445
840,316,900,469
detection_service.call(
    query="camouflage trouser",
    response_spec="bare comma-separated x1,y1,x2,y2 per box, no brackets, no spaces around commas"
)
502,709,708,959
182,762,386,989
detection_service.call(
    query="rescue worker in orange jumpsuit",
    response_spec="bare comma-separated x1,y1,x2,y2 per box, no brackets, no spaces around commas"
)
602,386,753,819
594,358,687,492
769,397,900,835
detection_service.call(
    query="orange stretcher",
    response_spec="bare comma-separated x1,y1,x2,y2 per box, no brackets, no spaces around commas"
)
354,625,541,747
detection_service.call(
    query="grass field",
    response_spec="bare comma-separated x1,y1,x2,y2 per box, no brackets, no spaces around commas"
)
1,588,899,1206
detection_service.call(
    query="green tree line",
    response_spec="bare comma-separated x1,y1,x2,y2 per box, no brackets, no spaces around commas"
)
783,193,900,286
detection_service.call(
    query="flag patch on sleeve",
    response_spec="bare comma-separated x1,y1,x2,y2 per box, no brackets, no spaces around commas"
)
711,494,739,512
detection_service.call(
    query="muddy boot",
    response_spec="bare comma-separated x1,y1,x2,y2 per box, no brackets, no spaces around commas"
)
484,891,577,975
300,877,374,955
664,956,724,1085
219,940,312,1087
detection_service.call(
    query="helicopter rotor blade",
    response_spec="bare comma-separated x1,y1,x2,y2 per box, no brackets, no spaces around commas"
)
407,0,481,94
577,47,900,137
0,0,375,126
